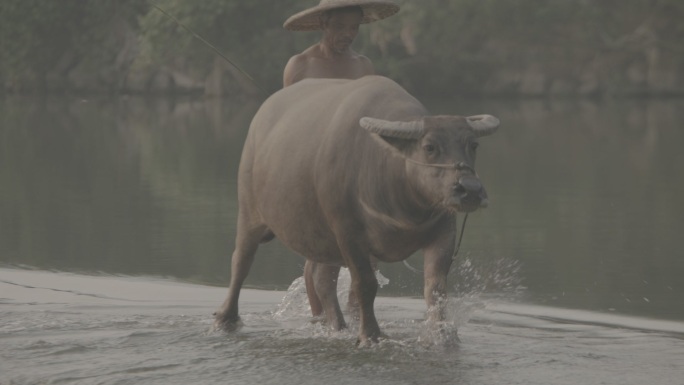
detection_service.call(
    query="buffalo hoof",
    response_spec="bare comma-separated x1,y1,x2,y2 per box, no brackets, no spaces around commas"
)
435,325,460,348
419,321,461,348
212,315,243,332
355,331,389,347
308,315,326,325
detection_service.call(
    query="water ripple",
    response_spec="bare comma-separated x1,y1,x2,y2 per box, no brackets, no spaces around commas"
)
2,269,683,385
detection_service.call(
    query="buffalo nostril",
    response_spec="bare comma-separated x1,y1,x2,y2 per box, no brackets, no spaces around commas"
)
453,183,467,197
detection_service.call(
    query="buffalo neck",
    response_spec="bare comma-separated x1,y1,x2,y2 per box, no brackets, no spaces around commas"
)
357,149,446,230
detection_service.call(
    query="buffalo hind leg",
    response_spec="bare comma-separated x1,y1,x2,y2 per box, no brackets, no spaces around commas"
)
311,262,346,330
214,225,267,330
304,260,323,317
335,240,381,344
307,260,357,324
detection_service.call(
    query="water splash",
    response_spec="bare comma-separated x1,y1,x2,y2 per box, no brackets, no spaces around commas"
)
274,268,390,322
399,254,523,348
273,276,310,321
376,269,390,288
452,254,525,297
271,265,500,349
417,296,486,348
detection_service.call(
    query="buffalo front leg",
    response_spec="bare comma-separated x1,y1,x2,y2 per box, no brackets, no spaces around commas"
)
423,216,457,324
214,225,265,330
350,260,381,344
346,256,378,318
423,253,454,325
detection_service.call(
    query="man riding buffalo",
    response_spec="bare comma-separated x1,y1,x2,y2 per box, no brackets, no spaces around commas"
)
283,0,399,87
282,0,400,320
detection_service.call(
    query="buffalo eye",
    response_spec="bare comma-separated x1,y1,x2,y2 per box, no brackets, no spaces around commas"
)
423,143,437,155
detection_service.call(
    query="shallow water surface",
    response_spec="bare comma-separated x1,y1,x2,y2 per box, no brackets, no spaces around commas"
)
1,269,683,385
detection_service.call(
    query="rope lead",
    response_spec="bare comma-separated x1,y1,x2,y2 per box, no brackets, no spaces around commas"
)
402,213,469,274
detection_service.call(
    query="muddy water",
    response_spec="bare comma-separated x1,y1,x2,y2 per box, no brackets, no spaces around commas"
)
1,95,684,384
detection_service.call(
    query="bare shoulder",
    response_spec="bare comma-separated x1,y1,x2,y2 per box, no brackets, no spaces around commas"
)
357,54,375,75
283,45,325,87
283,53,310,87
285,52,309,69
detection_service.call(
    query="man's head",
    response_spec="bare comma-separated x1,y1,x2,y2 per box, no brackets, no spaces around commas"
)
320,6,363,54
283,0,399,32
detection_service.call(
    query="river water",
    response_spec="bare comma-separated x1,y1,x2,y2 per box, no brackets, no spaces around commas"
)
1,94,683,384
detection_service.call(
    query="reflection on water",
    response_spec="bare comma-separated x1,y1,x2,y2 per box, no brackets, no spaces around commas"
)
1,95,683,320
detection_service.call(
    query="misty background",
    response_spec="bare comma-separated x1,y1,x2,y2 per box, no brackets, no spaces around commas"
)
1,0,684,98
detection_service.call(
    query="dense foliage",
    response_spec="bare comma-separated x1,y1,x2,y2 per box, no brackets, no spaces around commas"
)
0,0,144,88
1,0,683,96
136,0,307,92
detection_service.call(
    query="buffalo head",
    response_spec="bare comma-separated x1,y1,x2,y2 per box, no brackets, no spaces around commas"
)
360,114,499,213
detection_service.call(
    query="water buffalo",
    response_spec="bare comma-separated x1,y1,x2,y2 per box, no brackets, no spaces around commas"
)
214,75,499,344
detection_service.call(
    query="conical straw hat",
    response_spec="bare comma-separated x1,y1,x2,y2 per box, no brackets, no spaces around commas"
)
284,0,400,31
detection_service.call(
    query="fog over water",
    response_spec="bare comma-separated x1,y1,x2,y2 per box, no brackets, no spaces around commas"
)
2,95,682,319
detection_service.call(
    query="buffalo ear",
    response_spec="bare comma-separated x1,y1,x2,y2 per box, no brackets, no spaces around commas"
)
360,117,423,155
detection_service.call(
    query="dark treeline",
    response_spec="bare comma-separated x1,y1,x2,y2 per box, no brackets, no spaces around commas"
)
1,0,683,97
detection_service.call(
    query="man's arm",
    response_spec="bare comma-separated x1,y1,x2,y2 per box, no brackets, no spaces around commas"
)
283,54,307,87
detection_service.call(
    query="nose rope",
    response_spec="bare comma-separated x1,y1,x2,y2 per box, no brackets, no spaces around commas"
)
405,158,475,173
401,213,470,274
401,156,474,274
453,213,469,261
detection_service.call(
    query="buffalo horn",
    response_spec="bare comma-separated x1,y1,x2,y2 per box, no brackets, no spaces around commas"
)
466,115,500,137
359,117,425,139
